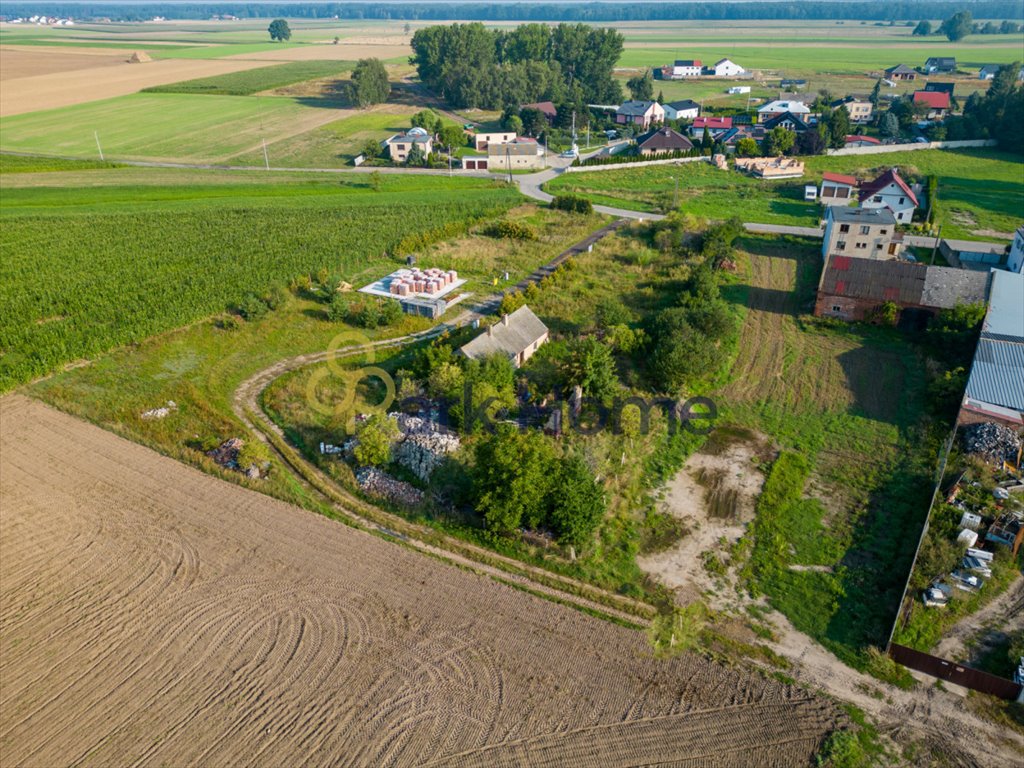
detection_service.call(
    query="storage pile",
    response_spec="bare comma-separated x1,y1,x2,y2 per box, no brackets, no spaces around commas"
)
388,268,458,297
962,422,1022,465
355,467,424,506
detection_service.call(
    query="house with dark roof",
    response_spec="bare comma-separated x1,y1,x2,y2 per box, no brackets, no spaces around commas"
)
923,81,955,95
831,95,873,124
814,254,991,322
858,168,919,223
885,64,918,81
663,99,700,121
385,127,433,163
459,305,549,368
762,111,809,132
924,57,956,74
616,100,665,129
665,59,702,79
822,207,901,261
913,90,951,120
521,101,557,123
635,126,694,155
779,78,808,90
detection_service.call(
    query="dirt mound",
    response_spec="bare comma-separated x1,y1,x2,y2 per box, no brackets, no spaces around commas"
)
127,51,152,64
0,396,838,767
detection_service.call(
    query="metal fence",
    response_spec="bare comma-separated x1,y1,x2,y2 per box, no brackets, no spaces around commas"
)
889,643,1023,700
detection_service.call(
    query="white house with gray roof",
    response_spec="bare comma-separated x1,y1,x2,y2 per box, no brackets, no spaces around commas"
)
460,305,549,368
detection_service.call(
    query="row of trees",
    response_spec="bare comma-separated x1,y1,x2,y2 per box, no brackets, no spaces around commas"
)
410,22,623,109
913,13,1021,40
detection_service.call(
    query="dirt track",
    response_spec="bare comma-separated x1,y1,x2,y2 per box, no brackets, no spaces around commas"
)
0,396,839,766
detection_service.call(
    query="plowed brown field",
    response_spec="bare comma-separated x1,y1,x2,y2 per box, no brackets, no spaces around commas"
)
0,396,839,767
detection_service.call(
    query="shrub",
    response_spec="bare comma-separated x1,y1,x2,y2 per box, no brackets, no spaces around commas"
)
236,292,269,321
550,194,594,214
499,291,526,315
489,219,537,240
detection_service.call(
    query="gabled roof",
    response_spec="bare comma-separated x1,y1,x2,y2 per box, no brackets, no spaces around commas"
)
617,100,659,116
389,127,432,144
886,64,917,75
822,256,927,304
831,95,870,108
666,99,700,112
845,134,881,145
822,172,858,186
460,305,548,361
674,59,701,67
924,81,955,95
636,126,694,151
714,58,736,66
757,99,810,114
913,90,951,109
858,169,919,206
521,100,556,117
925,57,956,67
762,111,809,131
921,267,991,309
828,206,896,225
692,116,733,129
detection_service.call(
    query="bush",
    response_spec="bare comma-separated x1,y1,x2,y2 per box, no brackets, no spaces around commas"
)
550,194,593,214
488,219,537,240
499,291,526,315
237,439,271,472
236,292,269,321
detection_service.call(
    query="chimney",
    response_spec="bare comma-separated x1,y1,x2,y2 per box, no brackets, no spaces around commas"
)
487,325,493,337
502,314,510,327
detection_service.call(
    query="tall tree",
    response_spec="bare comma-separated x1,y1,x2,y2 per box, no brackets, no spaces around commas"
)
268,18,291,42
549,454,605,548
912,20,932,36
880,110,901,139
627,69,655,100
347,58,391,108
939,11,973,41
869,78,882,108
472,426,555,536
762,126,796,155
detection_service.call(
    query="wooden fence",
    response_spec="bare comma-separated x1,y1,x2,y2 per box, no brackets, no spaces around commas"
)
888,643,1023,701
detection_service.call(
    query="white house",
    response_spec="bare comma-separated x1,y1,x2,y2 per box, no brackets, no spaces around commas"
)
711,58,745,77
616,100,666,129
663,99,700,121
667,59,702,78
1009,226,1024,274
473,131,516,151
757,99,810,119
857,168,919,224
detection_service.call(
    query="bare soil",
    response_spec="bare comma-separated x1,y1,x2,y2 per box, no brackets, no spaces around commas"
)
0,396,839,767
0,46,128,80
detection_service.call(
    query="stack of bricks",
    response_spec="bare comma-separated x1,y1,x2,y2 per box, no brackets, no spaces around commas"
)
388,268,458,296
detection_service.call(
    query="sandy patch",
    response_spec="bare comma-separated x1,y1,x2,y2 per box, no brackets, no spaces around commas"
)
640,430,770,604
0,46,128,80
0,57,274,117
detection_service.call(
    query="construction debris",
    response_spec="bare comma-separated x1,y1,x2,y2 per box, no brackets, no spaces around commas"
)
962,422,1022,465
355,467,423,506
140,400,177,420
206,437,263,479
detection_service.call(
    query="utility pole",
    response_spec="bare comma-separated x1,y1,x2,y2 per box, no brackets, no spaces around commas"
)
94,131,104,161
506,145,512,184
930,224,943,265
262,138,270,170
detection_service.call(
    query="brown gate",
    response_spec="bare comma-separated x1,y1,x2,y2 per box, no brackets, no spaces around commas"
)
888,643,1023,700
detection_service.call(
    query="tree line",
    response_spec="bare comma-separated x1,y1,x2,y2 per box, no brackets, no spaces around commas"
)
9,2,1024,23
410,22,623,109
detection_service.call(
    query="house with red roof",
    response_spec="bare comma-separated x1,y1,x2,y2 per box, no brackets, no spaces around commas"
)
858,168,919,224
819,172,858,206
845,135,881,148
912,90,951,120
688,116,732,138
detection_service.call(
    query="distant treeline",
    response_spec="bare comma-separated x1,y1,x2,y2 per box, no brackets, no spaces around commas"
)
5,2,1024,23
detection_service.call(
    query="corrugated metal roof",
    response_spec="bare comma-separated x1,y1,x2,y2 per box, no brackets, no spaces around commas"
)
820,257,927,304
965,338,1024,411
983,270,1024,340
460,305,548,361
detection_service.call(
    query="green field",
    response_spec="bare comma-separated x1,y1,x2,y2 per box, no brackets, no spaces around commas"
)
0,168,519,389
547,149,1024,240
143,60,353,95
0,93,341,164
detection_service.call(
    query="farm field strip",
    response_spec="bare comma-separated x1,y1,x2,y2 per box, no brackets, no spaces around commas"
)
0,395,839,767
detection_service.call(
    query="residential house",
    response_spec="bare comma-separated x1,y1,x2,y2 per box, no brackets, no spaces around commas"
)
710,58,745,77
663,99,701,121
960,270,1024,428
521,101,557,123
821,206,901,261
979,64,1001,80
924,81,955,95
689,116,733,138
668,59,702,78
815,253,990,322
1008,226,1024,273
779,78,807,90
924,57,956,74
831,95,873,124
913,90,951,120
616,100,665,129
858,168,919,223
487,137,543,169
761,111,809,132
459,305,549,368
719,124,765,149
885,64,918,81
386,127,433,163
635,127,694,155
819,172,858,205
845,135,881,148
757,99,810,120
473,131,517,151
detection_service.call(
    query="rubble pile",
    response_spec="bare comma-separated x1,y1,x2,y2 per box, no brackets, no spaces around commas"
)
963,422,1022,465
206,437,262,479
394,432,460,481
140,400,178,420
356,467,423,506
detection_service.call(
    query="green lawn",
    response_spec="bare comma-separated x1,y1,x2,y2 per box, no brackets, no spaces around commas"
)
547,149,1024,240
143,60,354,96
0,93,341,164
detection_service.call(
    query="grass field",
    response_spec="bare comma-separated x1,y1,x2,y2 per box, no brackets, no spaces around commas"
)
0,168,519,389
143,60,353,95
547,149,1024,240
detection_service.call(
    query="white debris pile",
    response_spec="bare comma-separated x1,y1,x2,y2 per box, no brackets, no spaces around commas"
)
355,467,423,506
394,432,461,481
962,422,1022,465
140,400,178,420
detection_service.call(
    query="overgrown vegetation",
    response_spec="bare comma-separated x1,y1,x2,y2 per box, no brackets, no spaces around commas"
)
144,60,352,96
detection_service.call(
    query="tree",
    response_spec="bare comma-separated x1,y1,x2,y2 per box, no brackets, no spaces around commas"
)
735,136,760,157
362,138,381,159
438,125,467,154
406,143,426,166
825,105,851,148
869,78,882,108
519,107,548,136
762,126,795,156
645,309,719,392
880,110,901,139
472,426,555,536
939,11,973,42
410,109,442,134
268,19,291,42
626,69,654,100
562,337,618,401
347,58,391,108
700,127,713,152
505,114,524,135
549,454,605,548
795,125,827,155
369,170,383,191
657,89,665,104
353,414,399,467
912,20,932,36
999,21,1020,34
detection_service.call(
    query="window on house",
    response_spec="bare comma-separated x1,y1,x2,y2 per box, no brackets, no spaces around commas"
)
876,243,883,248
873,195,882,203
839,224,850,233
899,197,906,204
837,241,847,249
832,305,842,313
880,229,888,235
856,242,867,249
860,226,870,235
